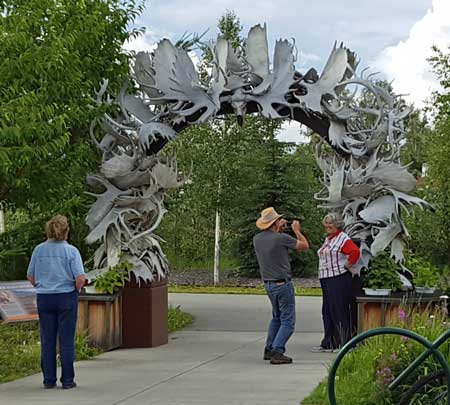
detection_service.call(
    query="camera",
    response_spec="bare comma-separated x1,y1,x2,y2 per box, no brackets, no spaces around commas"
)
284,217,303,227
283,217,303,235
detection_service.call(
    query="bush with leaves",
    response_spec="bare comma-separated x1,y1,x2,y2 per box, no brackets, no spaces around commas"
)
91,262,131,295
364,252,403,290
0,0,145,280
404,254,441,288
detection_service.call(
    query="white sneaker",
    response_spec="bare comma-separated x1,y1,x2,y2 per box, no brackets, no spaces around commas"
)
310,346,334,353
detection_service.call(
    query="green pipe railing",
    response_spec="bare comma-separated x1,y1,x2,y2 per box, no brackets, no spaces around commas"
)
327,327,450,405
389,328,450,390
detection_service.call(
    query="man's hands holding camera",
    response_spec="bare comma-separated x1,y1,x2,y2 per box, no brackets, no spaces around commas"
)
291,220,301,233
285,218,309,251
276,218,302,233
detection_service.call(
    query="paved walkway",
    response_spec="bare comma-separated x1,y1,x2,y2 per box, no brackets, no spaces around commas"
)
0,294,333,404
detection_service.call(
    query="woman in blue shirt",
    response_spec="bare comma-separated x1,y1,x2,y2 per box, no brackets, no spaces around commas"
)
27,215,86,389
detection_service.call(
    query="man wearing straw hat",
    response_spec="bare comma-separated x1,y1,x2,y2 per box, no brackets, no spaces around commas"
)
253,207,309,365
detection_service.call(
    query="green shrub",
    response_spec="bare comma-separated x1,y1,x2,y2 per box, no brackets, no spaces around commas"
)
440,265,450,293
91,261,131,294
364,252,402,290
405,254,441,288
168,305,194,332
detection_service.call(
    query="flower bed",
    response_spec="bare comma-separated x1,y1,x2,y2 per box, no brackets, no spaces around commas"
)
302,306,450,405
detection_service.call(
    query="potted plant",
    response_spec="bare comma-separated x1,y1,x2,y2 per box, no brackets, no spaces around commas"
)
77,261,132,351
439,266,450,315
363,252,402,296
92,262,130,294
405,255,440,294
84,261,131,294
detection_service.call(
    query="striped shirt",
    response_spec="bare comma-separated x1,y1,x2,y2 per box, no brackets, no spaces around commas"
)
318,231,360,279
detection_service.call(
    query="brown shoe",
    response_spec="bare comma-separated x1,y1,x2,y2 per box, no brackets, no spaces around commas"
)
270,352,293,364
263,349,274,360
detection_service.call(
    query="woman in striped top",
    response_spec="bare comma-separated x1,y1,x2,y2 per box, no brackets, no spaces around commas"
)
311,212,360,353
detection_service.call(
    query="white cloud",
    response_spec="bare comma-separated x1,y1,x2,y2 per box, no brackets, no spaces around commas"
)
123,30,159,53
141,0,430,71
297,51,321,69
277,121,309,144
123,31,201,70
373,0,450,107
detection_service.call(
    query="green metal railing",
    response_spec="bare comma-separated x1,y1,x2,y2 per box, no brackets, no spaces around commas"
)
327,327,450,405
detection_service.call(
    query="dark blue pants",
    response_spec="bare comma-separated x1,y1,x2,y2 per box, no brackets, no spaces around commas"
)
37,290,78,386
320,272,352,350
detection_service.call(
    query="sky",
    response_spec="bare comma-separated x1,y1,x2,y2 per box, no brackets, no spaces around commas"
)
125,0,450,143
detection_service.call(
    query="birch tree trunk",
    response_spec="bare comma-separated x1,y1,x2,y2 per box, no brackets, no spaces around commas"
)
0,208,4,234
213,209,220,285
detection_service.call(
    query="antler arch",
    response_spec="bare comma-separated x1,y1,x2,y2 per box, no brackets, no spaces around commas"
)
86,24,429,283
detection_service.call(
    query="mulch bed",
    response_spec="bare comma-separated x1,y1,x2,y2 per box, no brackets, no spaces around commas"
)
168,269,320,288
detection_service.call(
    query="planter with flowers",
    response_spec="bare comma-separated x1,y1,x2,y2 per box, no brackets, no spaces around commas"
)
356,253,443,332
405,255,440,294
363,252,403,296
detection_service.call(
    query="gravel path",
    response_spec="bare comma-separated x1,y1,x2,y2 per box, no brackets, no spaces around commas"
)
168,269,320,288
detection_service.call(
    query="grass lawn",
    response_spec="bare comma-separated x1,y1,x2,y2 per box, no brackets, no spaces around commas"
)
168,284,323,296
0,305,193,384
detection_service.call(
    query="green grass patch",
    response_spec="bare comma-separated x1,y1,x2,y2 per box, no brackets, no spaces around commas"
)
169,284,322,296
168,305,194,331
0,305,192,384
301,379,328,405
302,308,450,405
0,321,41,384
0,321,101,384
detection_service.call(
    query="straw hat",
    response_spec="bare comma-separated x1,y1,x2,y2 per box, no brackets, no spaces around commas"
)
256,207,282,230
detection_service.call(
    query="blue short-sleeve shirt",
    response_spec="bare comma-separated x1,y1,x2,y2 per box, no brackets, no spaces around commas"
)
27,240,85,294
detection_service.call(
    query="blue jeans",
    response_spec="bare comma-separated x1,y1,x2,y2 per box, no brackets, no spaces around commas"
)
37,290,78,386
264,281,296,353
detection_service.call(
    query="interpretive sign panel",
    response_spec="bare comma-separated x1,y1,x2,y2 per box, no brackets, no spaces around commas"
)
0,281,38,323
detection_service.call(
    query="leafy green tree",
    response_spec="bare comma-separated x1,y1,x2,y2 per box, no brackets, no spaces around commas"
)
231,129,324,276
403,46,450,266
161,11,255,273
161,116,272,269
401,111,431,178
0,0,144,279
427,47,450,264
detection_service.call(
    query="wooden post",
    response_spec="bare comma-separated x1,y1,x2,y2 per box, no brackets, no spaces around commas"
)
357,302,364,334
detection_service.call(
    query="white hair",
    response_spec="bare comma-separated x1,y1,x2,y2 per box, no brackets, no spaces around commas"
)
323,212,345,230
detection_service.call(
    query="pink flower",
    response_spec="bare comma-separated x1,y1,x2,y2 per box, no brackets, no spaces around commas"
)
401,336,409,342
398,308,407,321
376,366,394,386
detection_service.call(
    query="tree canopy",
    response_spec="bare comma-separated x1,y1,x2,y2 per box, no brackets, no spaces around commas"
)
0,0,144,279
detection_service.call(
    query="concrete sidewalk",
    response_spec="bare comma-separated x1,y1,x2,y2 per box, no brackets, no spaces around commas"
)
0,294,333,405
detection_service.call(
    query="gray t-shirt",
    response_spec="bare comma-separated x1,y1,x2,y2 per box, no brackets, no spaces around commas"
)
253,231,298,280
